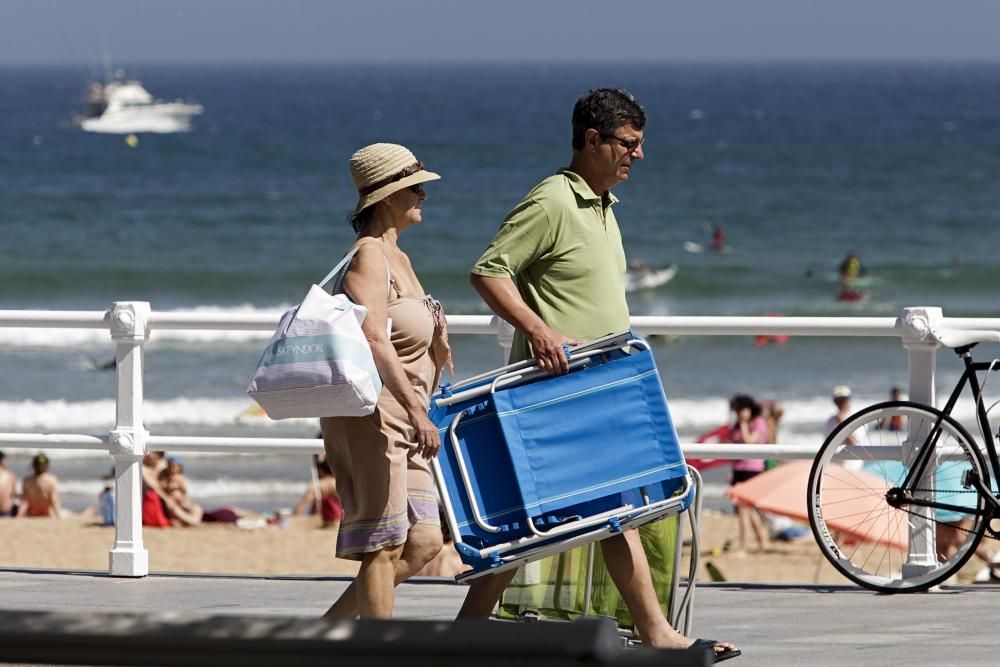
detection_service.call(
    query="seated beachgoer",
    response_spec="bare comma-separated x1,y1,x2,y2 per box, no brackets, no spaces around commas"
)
140,451,173,528
16,453,62,518
157,459,254,526
0,450,17,517
99,468,115,526
293,455,343,527
158,463,204,526
142,487,172,528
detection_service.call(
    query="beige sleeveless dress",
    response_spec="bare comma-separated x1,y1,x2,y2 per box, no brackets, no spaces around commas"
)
321,246,447,560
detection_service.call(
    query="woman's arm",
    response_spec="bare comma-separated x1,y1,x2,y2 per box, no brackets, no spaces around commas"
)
343,245,440,458
163,494,203,526
48,479,62,518
292,487,316,516
737,409,762,444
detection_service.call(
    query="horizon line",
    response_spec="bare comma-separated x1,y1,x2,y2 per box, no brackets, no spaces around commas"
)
5,57,1000,68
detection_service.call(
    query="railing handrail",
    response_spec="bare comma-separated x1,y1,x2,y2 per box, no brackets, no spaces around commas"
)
2,303,999,576
3,307,999,335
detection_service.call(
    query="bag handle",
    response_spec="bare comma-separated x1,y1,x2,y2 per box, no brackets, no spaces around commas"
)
318,242,392,298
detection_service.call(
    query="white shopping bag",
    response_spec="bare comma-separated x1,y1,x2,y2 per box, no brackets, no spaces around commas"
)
246,248,383,419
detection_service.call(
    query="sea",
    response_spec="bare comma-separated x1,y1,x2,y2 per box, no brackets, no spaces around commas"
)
2,62,1000,514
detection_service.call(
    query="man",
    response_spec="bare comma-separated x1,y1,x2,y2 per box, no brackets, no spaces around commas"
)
0,451,17,516
17,453,61,518
825,385,853,438
462,88,739,660
838,250,865,282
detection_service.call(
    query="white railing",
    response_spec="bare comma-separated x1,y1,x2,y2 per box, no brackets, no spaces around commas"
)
1,303,997,577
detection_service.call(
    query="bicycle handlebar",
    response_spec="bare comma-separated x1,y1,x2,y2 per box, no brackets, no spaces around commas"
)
931,327,1000,349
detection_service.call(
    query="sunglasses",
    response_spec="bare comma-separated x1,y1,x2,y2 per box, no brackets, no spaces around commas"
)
359,161,427,196
601,133,644,152
408,183,425,196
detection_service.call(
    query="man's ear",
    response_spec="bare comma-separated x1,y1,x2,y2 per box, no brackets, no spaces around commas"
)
584,128,602,152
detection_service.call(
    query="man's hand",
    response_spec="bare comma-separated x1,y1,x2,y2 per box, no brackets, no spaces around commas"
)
529,325,580,375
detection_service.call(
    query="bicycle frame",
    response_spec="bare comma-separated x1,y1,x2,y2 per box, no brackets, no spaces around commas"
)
899,346,1000,516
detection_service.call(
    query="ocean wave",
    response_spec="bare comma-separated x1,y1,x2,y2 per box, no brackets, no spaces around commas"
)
0,396,310,431
1,392,986,436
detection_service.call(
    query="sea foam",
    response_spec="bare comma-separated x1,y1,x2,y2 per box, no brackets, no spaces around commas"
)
1,393,978,433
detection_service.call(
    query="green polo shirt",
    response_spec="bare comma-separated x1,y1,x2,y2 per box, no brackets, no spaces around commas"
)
472,169,629,363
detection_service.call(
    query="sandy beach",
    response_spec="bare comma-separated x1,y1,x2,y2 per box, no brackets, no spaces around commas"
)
0,515,359,576
2,511,993,585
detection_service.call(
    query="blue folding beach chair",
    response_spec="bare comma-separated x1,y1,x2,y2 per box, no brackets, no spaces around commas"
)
429,331,701,633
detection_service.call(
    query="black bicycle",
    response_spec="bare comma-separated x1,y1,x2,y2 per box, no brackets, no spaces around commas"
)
808,327,1000,593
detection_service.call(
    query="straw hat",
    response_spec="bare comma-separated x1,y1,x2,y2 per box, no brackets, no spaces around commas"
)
349,143,440,214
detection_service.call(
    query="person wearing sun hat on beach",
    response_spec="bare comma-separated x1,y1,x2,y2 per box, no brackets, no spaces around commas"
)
825,385,854,439
320,143,453,619
0,451,17,517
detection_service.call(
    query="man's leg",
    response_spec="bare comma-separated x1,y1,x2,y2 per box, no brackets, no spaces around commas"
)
456,568,518,619
600,528,739,656
325,523,443,618
598,528,688,648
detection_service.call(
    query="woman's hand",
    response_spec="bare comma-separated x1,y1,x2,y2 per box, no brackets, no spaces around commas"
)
431,330,454,376
409,409,441,459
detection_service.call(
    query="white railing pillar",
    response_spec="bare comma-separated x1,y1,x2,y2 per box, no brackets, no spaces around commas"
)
493,316,515,365
108,302,151,577
900,306,942,578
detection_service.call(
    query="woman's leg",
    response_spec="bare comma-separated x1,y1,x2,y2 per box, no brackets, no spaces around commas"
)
748,509,771,552
736,506,751,552
326,523,443,618
341,543,405,619
396,522,444,579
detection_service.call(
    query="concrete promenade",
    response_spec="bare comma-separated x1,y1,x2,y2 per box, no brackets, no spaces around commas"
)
1,569,998,666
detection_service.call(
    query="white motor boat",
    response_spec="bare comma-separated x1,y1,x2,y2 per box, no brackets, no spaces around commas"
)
77,79,203,134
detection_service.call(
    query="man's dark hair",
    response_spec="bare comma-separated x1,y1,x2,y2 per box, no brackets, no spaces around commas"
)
572,88,646,151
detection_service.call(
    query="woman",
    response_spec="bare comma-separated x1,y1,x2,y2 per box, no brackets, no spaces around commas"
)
728,394,771,554
321,143,452,619
292,454,343,528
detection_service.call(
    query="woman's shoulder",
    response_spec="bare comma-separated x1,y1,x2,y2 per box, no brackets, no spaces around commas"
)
345,243,390,275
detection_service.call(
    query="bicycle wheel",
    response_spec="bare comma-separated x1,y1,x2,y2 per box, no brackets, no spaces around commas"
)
808,400,989,593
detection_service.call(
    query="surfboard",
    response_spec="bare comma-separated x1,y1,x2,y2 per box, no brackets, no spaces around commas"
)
624,264,678,292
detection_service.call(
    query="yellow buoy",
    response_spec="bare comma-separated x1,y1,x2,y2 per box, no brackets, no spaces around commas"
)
125,134,139,148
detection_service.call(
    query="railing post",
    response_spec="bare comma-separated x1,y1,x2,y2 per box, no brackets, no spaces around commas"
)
493,316,515,365
108,301,151,577
899,306,942,579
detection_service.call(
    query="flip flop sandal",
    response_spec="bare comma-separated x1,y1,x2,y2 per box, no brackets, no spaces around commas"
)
689,638,742,663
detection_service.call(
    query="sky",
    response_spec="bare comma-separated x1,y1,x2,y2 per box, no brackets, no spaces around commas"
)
3,0,1000,65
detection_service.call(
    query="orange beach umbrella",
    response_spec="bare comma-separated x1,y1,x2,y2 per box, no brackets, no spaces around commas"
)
727,460,907,551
